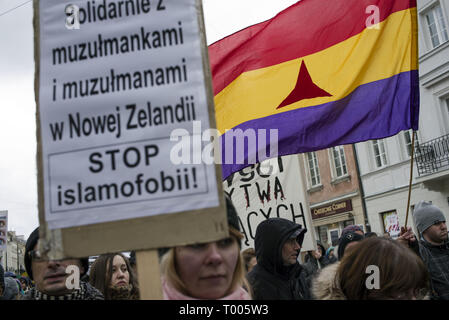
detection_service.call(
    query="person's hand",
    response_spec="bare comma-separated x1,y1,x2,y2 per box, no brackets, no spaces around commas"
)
397,226,416,247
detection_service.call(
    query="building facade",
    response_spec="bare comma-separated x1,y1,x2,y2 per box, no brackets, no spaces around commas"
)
0,231,26,274
300,145,366,249
354,0,449,238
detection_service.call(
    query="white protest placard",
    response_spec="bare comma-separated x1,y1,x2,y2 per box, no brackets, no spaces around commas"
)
223,154,316,252
37,0,220,230
0,211,7,251
383,211,400,239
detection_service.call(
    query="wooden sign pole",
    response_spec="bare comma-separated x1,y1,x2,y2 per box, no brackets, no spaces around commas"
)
404,131,416,228
136,250,163,300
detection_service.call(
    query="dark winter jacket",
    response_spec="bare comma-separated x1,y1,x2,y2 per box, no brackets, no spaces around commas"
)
416,238,449,300
247,218,311,300
21,281,104,300
303,242,331,287
328,255,338,264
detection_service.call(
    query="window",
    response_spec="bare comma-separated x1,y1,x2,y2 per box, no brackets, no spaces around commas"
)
446,98,449,120
404,130,413,157
403,130,420,158
317,226,328,245
330,146,348,178
372,139,388,168
424,3,448,48
329,229,339,246
307,152,321,186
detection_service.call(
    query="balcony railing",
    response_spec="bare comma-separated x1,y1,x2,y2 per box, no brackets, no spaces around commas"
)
415,133,449,176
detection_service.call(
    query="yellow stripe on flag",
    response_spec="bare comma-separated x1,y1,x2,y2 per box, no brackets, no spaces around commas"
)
215,8,417,133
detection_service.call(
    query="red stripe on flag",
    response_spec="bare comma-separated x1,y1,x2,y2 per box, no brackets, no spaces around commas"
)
209,0,416,95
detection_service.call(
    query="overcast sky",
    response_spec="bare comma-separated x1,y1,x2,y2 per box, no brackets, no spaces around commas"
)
0,0,298,239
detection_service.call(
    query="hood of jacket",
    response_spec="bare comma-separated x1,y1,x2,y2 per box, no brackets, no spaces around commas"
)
254,218,306,276
420,237,449,250
311,262,346,300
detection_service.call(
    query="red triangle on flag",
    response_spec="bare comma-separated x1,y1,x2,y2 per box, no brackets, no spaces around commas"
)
277,60,332,109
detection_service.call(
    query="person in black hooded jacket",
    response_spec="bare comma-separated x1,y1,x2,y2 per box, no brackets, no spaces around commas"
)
247,218,311,300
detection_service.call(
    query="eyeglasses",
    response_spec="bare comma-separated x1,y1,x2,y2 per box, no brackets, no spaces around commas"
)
28,250,81,263
28,249,44,261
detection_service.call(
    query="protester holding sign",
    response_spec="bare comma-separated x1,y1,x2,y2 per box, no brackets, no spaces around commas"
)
312,237,429,300
160,197,251,300
303,241,330,287
35,3,229,295
22,227,103,300
247,218,310,300
411,201,449,300
90,253,139,300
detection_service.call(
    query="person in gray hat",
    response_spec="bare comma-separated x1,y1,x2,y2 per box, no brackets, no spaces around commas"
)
411,200,449,300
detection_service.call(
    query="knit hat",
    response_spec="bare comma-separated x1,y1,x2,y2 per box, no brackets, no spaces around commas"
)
337,231,364,260
341,225,364,237
25,227,89,280
413,201,446,236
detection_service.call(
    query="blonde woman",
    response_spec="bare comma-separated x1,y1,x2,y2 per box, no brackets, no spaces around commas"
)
160,197,251,300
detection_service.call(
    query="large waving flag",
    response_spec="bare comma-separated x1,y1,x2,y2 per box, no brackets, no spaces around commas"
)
209,0,419,179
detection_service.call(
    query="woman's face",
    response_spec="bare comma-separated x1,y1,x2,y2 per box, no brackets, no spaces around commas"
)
110,255,130,287
175,236,239,299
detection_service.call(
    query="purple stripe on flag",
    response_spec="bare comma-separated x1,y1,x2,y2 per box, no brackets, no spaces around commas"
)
220,70,419,179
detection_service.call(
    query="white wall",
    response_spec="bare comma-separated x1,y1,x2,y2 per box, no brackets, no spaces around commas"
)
355,0,449,234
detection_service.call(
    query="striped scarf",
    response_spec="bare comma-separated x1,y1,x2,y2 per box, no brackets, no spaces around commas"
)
26,282,104,300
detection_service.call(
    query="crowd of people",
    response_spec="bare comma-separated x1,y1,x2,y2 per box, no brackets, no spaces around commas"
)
1,199,448,300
